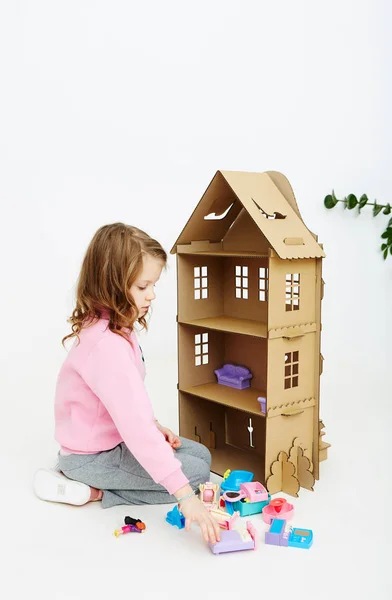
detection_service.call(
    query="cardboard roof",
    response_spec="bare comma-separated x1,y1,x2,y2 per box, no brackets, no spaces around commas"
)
171,170,325,260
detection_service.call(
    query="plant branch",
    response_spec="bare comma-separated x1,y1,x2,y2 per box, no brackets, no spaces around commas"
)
323,190,392,261
334,199,388,208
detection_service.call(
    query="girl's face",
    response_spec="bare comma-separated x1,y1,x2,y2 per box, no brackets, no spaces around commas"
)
130,254,164,317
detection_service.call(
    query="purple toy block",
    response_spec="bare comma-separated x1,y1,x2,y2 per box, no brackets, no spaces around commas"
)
214,364,253,390
265,519,313,549
265,532,280,546
265,519,289,547
208,529,255,555
257,397,266,414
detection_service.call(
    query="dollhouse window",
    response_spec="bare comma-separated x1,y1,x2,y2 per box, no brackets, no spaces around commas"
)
194,266,208,300
284,351,299,389
195,333,209,366
285,273,300,311
235,266,248,299
259,267,269,301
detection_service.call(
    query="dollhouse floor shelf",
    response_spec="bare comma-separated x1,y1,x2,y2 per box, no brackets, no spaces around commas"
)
178,316,267,338
178,250,269,258
180,383,266,416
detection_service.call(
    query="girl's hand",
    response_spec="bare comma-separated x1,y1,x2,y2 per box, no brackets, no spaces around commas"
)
156,423,182,449
179,495,221,545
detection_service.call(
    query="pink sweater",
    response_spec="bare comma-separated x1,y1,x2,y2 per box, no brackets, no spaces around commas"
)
54,316,189,495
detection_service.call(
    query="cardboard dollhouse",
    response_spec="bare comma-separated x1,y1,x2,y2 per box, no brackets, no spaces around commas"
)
171,170,330,496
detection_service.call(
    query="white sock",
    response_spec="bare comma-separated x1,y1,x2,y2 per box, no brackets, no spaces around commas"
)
52,459,61,473
33,469,91,506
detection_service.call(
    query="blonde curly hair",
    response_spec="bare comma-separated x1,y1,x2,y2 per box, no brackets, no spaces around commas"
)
62,222,167,345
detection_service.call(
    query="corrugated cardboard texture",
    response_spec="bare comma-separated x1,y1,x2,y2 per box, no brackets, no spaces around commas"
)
172,171,243,251
265,406,314,472
174,169,326,495
171,170,325,260
224,257,268,323
267,335,317,409
225,407,265,456
313,257,323,479
266,171,302,219
177,255,224,322
223,209,270,254
179,392,265,482
266,451,300,497
289,444,315,491
268,256,317,330
288,436,313,472
179,316,267,337
177,325,267,415
180,384,263,417
319,420,331,463
177,254,269,337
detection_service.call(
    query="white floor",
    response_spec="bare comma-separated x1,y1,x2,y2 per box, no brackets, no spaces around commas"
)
1,356,390,600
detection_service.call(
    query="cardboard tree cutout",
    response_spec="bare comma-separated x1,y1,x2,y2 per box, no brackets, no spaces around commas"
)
289,439,315,491
319,419,331,462
297,447,315,491
266,451,300,497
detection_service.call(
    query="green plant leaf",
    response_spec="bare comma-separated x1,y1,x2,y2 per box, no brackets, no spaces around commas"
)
383,203,391,215
347,194,358,209
323,190,391,259
324,194,337,209
381,227,392,239
358,194,368,209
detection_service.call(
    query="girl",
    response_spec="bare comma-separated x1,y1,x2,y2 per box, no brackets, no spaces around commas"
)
33,223,220,545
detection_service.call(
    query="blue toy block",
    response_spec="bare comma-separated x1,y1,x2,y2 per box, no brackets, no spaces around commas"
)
288,527,313,549
233,497,270,517
265,518,313,549
225,501,235,516
166,505,185,529
220,470,253,493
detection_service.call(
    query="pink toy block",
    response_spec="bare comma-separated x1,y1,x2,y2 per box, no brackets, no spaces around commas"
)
262,498,294,524
240,481,269,503
199,482,220,509
209,507,240,530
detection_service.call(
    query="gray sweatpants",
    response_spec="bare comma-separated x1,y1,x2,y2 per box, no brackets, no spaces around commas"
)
58,437,211,509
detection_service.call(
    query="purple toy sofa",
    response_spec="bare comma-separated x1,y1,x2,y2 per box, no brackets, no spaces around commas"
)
214,363,253,390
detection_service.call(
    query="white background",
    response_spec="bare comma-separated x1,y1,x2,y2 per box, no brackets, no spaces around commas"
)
0,1,391,599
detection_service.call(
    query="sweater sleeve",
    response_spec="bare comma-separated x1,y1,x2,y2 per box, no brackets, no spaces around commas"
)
78,333,189,495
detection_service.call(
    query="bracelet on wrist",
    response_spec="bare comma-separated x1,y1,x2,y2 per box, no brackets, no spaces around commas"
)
177,489,196,505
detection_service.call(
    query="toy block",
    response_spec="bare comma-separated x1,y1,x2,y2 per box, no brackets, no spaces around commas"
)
265,518,313,549
165,505,185,529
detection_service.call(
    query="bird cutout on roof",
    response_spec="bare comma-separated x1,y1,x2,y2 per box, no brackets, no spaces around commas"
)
252,198,286,220
204,202,234,220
